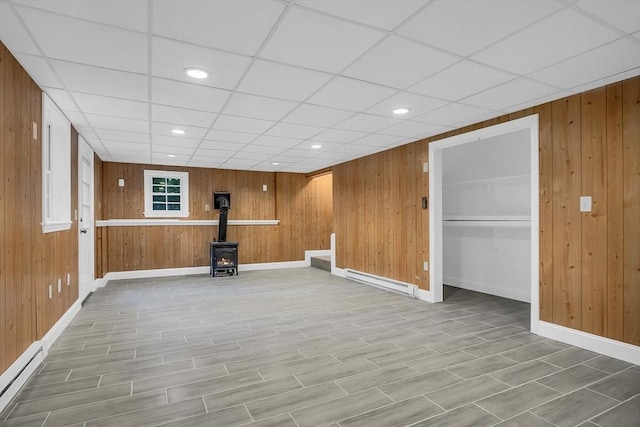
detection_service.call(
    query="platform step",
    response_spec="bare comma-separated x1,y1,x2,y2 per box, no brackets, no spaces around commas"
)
310,256,331,272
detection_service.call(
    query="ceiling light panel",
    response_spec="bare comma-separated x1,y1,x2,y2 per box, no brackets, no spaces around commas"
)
152,77,231,112
296,0,426,31
237,59,332,101
223,93,298,121
397,0,562,57
308,76,397,111
14,0,149,32
16,7,148,73
152,122,208,139
344,35,459,89
260,7,384,73
153,0,285,55
472,8,620,75
152,37,251,89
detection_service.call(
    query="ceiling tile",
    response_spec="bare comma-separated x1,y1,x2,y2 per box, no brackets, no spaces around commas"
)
223,93,298,121
292,141,343,152
152,37,251,90
570,68,640,94
43,88,79,111
260,6,384,73
204,129,258,144
238,60,332,101
344,35,459,89
16,7,148,73
0,3,40,55
189,160,224,169
308,76,397,111
237,143,281,154
409,60,515,101
51,60,148,101
152,0,285,55
151,122,208,139
311,128,368,143
463,78,561,111
350,133,404,147
198,140,247,152
221,158,262,169
152,77,231,112
366,91,448,118
251,135,304,149
296,0,426,31
397,0,562,56
529,38,640,89
231,151,271,160
336,113,400,133
265,123,325,139
282,104,354,127
85,114,148,133
575,0,640,34
17,53,64,89
72,92,148,120
414,103,496,127
94,129,149,143
101,140,150,152
151,105,217,128
379,120,443,138
14,0,148,32
472,8,620,75
213,115,275,134
63,111,89,129
192,148,237,160
152,136,200,149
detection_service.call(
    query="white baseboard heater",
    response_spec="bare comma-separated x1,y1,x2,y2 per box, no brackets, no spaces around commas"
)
0,343,43,412
344,269,419,298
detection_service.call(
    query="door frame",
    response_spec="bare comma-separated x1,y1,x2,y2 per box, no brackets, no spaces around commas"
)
427,115,540,334
78,136,95,303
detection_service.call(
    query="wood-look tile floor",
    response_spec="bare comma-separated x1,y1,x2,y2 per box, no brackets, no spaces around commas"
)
1,268,638,427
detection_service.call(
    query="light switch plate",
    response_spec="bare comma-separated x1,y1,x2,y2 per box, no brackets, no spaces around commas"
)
580,196,592,212
423,261,429,271
118,178,125,187
262,184,267,192
423,162,429,173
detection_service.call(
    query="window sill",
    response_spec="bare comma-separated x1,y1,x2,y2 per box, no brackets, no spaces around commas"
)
143,211,190,218
42,221,72,234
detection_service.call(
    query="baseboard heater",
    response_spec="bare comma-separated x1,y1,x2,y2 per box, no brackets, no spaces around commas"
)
0,343,43,412
344,269,419,298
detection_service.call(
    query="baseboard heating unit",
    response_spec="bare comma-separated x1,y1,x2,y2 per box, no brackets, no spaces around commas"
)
0,343,43,412
344,269,419,298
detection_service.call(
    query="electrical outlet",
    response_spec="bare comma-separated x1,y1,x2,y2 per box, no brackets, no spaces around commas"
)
57,278,62,293
118,178,125,187
423,261,429,271
48,285,52,299
33,122,38,140
205,203,210,212
580,196,592,212
423,162,429,173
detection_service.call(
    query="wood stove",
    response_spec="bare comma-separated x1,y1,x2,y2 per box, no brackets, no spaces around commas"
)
210,191,238,276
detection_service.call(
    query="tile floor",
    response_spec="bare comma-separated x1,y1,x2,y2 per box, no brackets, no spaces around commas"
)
1,268,638,426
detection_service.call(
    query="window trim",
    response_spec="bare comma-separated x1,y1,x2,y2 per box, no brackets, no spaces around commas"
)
143,170,190,218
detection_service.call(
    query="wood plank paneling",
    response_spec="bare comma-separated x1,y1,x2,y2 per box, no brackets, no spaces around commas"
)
0,42,8,372
305,173,333,250
581,88,607,335
606,83,624,341
622,78,640,345
537,103,554,321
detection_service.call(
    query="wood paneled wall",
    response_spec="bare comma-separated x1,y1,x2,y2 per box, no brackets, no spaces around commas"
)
0,43,78,374
305,172,333,250
333,76,640,346
96,164,332,273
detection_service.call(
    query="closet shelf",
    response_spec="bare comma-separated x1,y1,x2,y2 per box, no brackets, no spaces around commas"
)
443,216,531,228
443,215,530,221
442,174,531,186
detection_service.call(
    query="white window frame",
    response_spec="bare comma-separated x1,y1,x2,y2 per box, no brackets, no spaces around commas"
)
42,93,72,233
143,170,190,218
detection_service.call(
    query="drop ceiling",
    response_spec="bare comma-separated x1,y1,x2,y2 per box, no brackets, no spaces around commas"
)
1,0,638,173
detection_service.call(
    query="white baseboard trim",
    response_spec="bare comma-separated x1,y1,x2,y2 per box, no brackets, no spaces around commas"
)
0,299,81,412
537,321,640,365
239,261,308,271
444,276,530,303
417,288,435,303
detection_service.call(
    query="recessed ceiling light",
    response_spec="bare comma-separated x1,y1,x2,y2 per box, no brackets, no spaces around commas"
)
271,162,280,165
392,107,411,115
166,154,177,158
171,129,186,135
184,67,209,79
311,144,322,149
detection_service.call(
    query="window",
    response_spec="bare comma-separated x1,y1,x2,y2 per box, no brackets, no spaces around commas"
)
143,170,189,218
42,93,71,233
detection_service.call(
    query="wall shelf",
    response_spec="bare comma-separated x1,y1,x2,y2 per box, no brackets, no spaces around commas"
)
443,216,531,228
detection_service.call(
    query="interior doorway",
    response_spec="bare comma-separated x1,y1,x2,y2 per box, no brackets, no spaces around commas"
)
428,115,540,334
78,136,95,303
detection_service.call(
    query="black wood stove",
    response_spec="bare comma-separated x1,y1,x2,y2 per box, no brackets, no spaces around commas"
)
210,192,238,276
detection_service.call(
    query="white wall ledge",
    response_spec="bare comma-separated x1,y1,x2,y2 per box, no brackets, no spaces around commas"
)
96,219,279,227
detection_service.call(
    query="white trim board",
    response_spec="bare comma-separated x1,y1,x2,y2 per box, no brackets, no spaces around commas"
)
538,321,640,365
0,300,81,413
96,219,279,227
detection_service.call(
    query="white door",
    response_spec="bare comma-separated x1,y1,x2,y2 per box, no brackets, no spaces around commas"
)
78,137,95,302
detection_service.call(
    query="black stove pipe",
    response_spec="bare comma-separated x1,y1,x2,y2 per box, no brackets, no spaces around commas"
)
216,195,230,242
